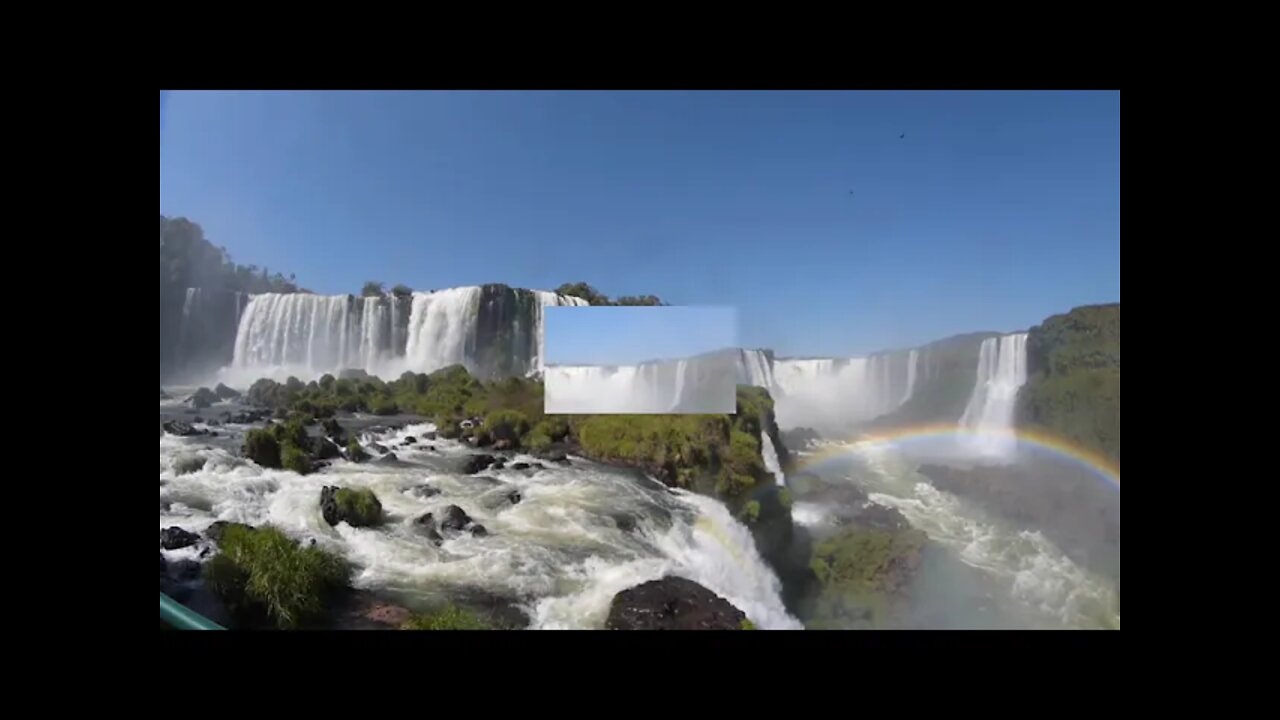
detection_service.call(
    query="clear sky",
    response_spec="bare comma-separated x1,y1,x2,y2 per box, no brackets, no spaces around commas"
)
544,306,738,366
160,90,1120,357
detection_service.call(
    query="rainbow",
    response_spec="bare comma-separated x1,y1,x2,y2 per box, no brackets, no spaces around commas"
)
792,423,1120,490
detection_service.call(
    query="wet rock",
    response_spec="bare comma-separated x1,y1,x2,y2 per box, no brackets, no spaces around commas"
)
538,449,571,465
439,505,473,532
606,577,748,631
413,513,444,545
370,442,390,455
403,436,417,445
374,452,399,464
411,484,441,499
227,409,272,424
162,420,203,437
193,415,205,423
169,559,202,581
322,417,346,441
313,436,343,460
205,521,255,543
160,526,201,550
612,514,637,533
214,382,241,400
320,486,384,528
425,445,436,452
189,387,218,409
853,503,911,532
460,454,498,475
172,454,206,475
423,431,438,441
469,524,488,537
511,462,532,471
507,490,522,505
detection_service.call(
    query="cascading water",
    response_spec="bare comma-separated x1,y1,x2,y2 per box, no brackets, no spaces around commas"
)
959,333,1029,456
544,351,737,414
770,354,915,434
401,287,484,375
900,349,920,405
736,349,777,390
761,431,785,486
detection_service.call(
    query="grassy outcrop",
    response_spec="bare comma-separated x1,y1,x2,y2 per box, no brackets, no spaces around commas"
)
805,525,927,629
1016,304,1120,466
204,525,351,629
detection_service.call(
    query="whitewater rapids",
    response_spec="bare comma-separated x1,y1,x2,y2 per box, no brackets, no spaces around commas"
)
159,420,801,630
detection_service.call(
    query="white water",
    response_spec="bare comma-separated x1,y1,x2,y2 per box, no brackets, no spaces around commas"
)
959,333,1029,456
221,287,590,385
544,351,737,414
736,349,777,389
812,439,1118,629
900,349,919,405
770,354,914,434
160,422,799,629
761,432,785,486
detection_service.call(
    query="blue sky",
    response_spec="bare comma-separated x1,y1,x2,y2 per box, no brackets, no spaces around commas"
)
160,90,1120,357
543,306,738,366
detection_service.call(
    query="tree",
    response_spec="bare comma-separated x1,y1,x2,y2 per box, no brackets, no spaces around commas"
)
391,284,413,298
361,281,385,298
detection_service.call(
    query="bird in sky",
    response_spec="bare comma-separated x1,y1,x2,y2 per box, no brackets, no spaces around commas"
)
899,133,905,139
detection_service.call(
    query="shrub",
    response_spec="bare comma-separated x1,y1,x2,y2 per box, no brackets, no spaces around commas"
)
214,382,240,400
271,419,309,449
370,396,399,416
204,525,350,629
346,437,369,463
778,488,794,510
243,428,281,469
285,376,305,393
525,429,553,452
740,500,761,524
401,605,493,630
740,618,757,630
318,374,336,391
282,440,313,475
485,409,531,443
248,378,283,407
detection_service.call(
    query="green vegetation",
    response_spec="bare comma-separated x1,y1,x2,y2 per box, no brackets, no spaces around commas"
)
740,618,757,630
346,437,369,462
332,487,383,527
203,525,350,629
778,488,794,510
555,281,664,306
740,500,761,524
369,396,399,416
391,284,413,298
243,428,281,468
485,409,531,444
806,526,927,629
401,605,494,630
361,281,385,297
1017,304,1120,466
281,441,313,474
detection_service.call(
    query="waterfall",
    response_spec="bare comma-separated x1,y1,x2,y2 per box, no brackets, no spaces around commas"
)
402,287,484,374
736,349,777,390
545,351,736,414
960,333,1029,455
900,349,920,405
761,431,785,486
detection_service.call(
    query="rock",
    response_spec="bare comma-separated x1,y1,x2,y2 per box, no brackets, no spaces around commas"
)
188,387,218,409
414,513,444,545
411,484,441,499
169,559,202,581
214,383,241,400
208,420,222,427
374,452,399,464
193,415,205,423
160,387,170,400
606,577,748,630
370,442,390,454
403,436,417,445
162,420,203,437
460,454,498,475
506,490,522,505
425,444,436,452
854,503,911,532
493,438,513,451
364,601,413,627
511,462,532,471
469,524,488,537
321,418,346,440
423,431,438,441
172,454,206,475
612,514,637,533
439,505,473,533
320,486,384,527
538,449,570,465
313,436,343,460
227,409,272,424
205,521,255,543
160,526,201,550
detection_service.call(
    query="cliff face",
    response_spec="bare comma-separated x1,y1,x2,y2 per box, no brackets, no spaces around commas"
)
1015,304,1120,466
864,332,998,429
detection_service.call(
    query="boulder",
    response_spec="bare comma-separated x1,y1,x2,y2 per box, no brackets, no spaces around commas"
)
188,387,218,409
370,442,390,455
413,513,445,545
439,505,473,533
313,436,343,460
511,462,532,471
320,486,384,528
411,484,441,499
423,431,438,441
403,436,417,445
460,454,498,475
506,490,522,505
162,420,203,437
214,383,241,400
469,524,488,537
205,521,255,543
606,577,748,630
160,526,201,550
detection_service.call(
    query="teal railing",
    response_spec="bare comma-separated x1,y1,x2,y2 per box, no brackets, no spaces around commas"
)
160,592,225,630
